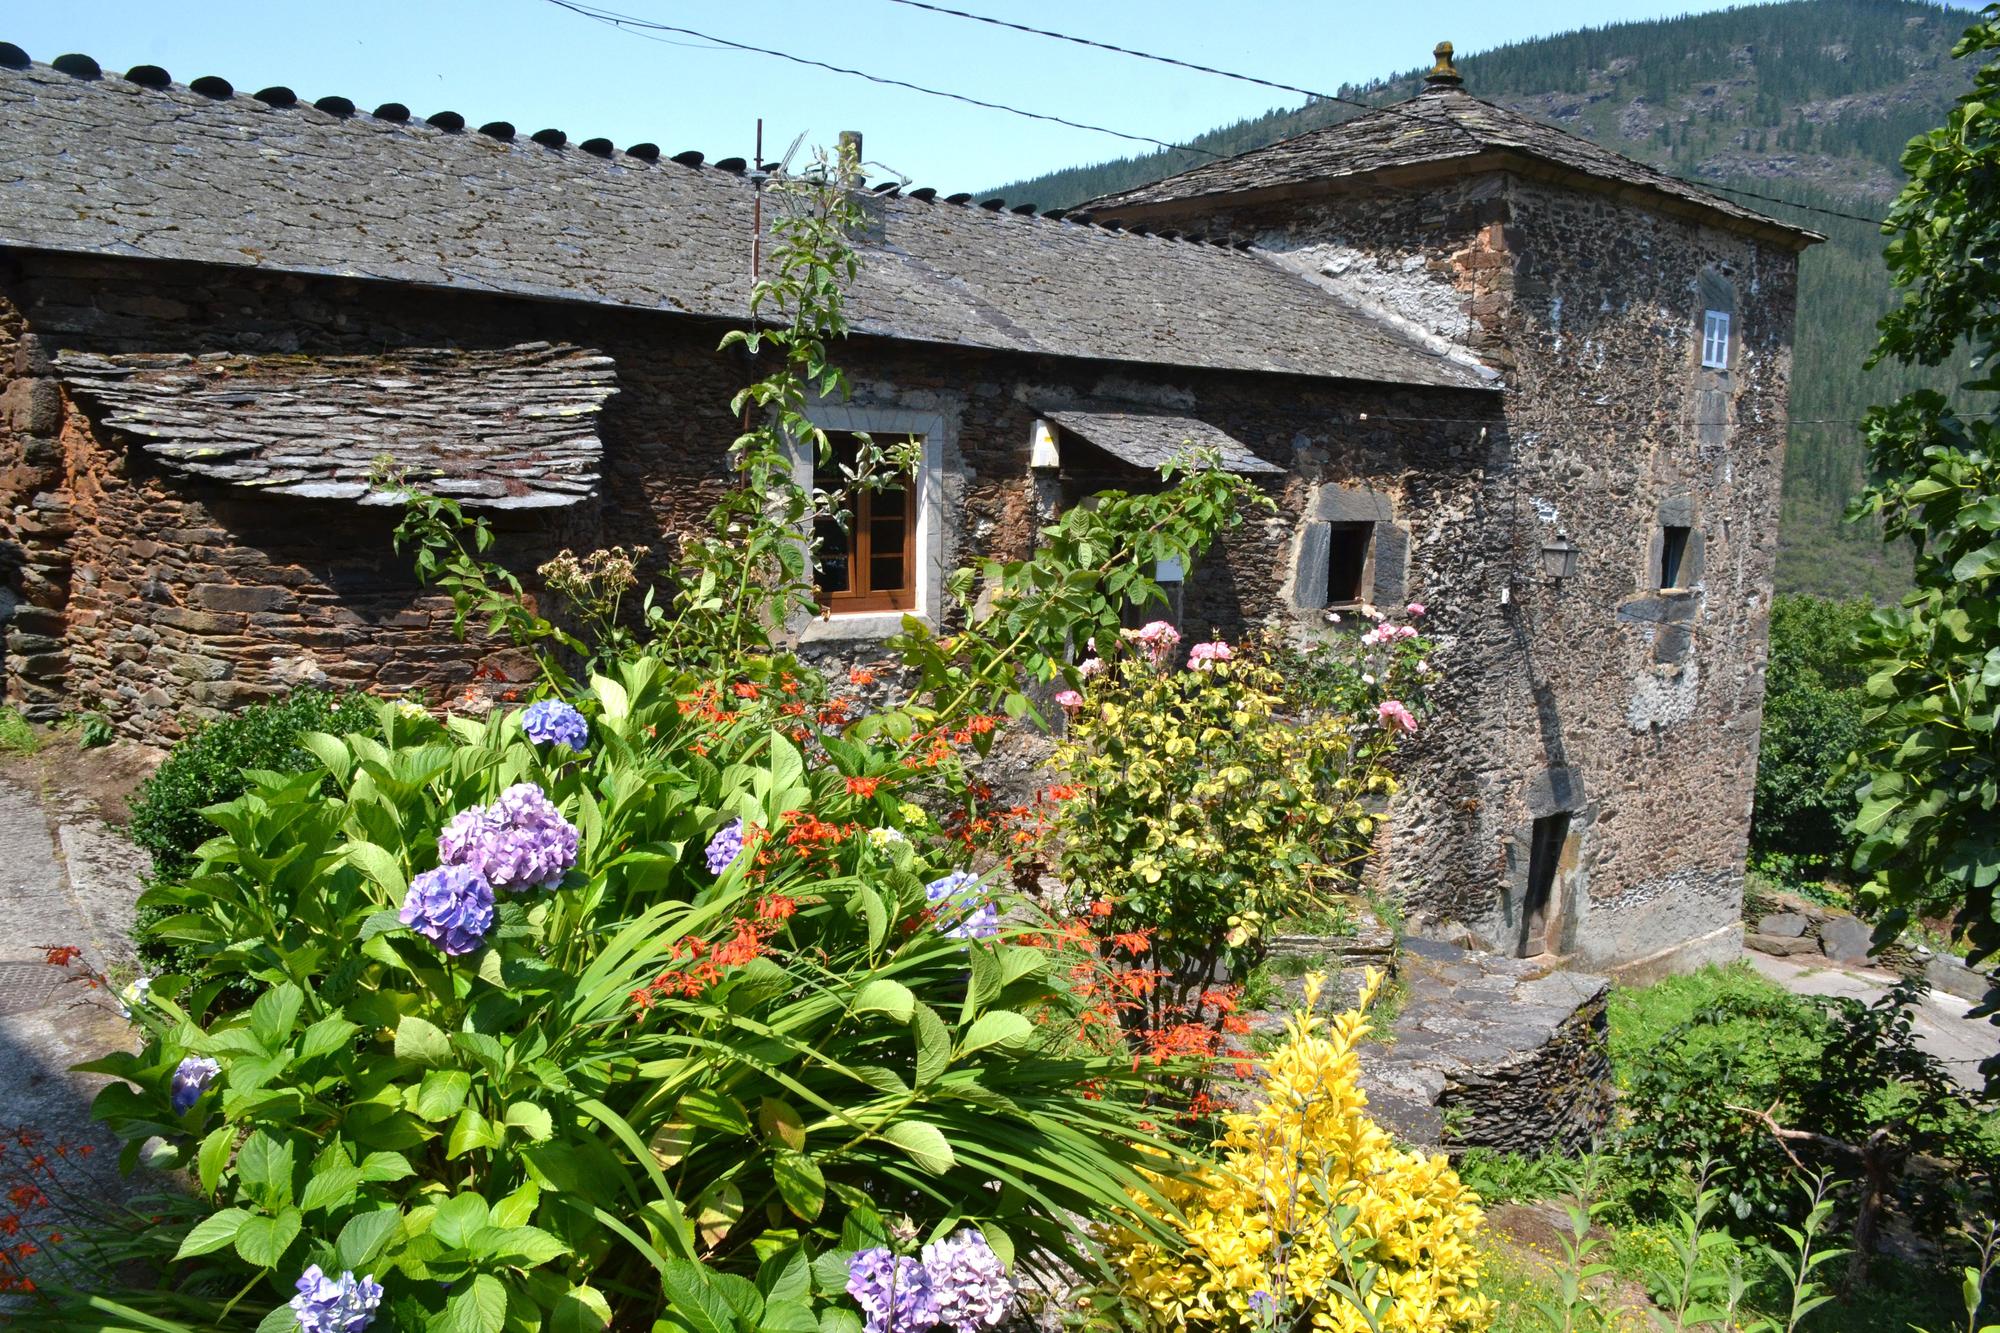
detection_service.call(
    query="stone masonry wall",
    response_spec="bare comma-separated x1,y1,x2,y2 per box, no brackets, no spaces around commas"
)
0,251,1501,741
1094,171,1799,977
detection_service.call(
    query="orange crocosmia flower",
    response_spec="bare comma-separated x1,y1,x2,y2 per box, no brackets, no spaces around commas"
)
968,715,997,735
845,776,883,798
848,667,877,686
1110,929,1154,956
755,894,799,922
1089,899,1115,918
731,682,761,700
42,947,81,968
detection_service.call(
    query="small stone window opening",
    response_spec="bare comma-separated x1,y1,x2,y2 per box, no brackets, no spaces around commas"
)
1660,525,1692,590
1326,522,1373,605
1521,811,1571,958
814,432,917,614
1701,309,1731,370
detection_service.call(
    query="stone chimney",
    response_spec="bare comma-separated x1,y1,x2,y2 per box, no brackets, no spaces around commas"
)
1424,41,1463,92
837,129,864,186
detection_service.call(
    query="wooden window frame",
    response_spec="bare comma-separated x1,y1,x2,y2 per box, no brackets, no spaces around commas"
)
815,437,919,615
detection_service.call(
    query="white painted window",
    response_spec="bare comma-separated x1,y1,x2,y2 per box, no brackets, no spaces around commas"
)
1701,309,1731,370
790,402,949,640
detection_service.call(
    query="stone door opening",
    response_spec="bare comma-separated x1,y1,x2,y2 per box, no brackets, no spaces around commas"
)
1520,812,1572,957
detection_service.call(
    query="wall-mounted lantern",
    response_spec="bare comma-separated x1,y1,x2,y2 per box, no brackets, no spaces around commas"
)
1539,532,1581,582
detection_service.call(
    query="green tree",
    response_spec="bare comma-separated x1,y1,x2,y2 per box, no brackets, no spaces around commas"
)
1848,4,2000,1086
1751,594,1872,878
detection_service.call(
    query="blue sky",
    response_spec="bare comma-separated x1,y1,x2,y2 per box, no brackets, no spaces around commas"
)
14,1,1777,191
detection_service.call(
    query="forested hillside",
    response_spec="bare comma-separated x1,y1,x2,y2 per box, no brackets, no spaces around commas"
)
989,0,1989,600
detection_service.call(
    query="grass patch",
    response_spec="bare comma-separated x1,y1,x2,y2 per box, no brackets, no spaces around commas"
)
1604,961,1821,1088
0,707,38,755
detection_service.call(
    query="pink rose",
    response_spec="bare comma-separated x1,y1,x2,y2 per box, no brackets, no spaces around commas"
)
1377,700,1418,735
1055,690,1085,710
1407,602,1426,618
1187,641,1232,669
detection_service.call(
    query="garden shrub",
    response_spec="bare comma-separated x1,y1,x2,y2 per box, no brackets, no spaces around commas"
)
1051,617,1428,1039
1104,970,1492,1332
1749,594,1872,884
128,690,377,882
1609,963,2000,1242
34,665,1185,1330
127,690,376,979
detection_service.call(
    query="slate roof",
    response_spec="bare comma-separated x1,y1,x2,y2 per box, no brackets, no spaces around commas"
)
1042,406,1285,475
1081,87,1821,246
54,342,616,507
0,55,1490,391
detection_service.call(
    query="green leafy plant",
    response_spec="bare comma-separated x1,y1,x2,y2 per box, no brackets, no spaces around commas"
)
1848,2,2000,1087
31,666,1184,1330
1750,594,1872,881
0,704,39,755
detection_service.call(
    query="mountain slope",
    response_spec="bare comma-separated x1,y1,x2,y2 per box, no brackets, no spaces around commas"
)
989,0,1987,600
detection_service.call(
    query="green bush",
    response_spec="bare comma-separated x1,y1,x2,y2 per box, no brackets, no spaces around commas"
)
128,690,377,882
0,705,38,755
1750,593,1872,882
127,691,377,979
1609,963,1999,1238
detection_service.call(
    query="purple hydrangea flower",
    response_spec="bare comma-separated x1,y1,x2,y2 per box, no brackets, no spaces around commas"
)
926,870,999,940
289,1264,384,1332
847,1247,940,1333
399,863,495,956
170,1054,220,1115
921,1230,1013,1332
437,783,580,892
705,818,746,875
519,699,589,752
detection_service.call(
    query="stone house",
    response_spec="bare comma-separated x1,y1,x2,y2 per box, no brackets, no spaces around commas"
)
0,42,1817,977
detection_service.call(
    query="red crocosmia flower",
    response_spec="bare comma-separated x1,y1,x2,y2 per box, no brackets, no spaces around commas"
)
1089,899,1115,919
41,947,81,968
732,682,761,700
848,667,877,687
845,776,882,798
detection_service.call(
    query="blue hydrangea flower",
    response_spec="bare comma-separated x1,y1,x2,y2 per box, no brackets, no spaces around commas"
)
847,1247,939,1333
170,1054,220,1115
437,784,580,892
399,863,495,956
705,819,746,875
289,1264,384,1332
520,699,589,752
921,1229,1013,1332
925,870,999,940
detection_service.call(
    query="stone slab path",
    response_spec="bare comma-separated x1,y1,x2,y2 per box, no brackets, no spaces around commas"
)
1747,949,1998,1091
0,767,148,1221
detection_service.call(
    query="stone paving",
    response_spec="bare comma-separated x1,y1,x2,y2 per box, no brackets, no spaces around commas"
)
0,768,146,1211
1360,938,1614,1153
1747,949,1998,1091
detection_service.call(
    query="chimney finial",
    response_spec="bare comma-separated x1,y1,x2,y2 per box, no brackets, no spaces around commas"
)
1425,41,1463,91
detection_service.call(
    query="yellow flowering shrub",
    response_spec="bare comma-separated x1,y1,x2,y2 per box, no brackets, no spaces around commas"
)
1106,971,1493,1333
1052,646,1393,961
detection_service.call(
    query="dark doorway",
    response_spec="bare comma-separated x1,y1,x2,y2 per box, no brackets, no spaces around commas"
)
1660,526,1691,590
1521,812,1572,957
1326,522,1373,604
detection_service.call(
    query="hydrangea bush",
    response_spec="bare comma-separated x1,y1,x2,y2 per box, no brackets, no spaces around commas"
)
34,662,1185,1331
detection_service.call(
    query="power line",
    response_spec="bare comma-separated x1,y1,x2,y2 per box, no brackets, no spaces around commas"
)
883,0,1890,230
542,0,1226,164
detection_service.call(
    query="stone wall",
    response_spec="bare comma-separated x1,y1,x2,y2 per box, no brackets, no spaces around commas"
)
0,251,1500,741
1099,168,1800,977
